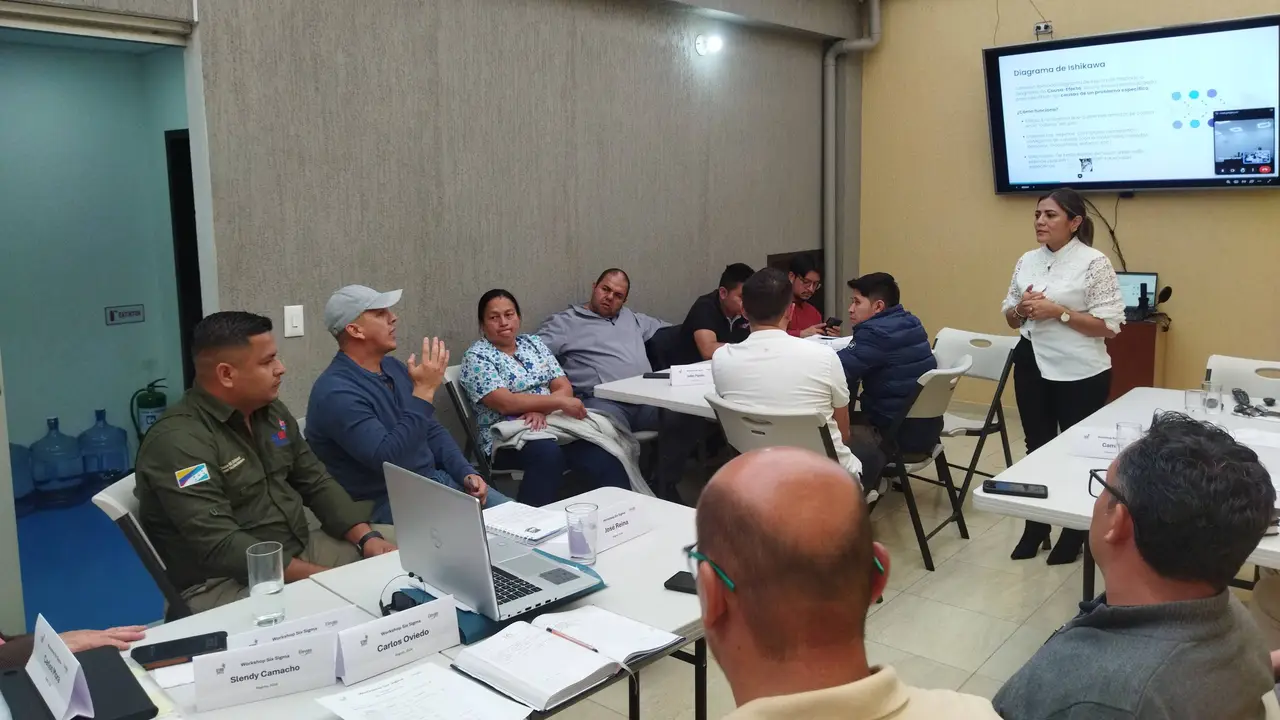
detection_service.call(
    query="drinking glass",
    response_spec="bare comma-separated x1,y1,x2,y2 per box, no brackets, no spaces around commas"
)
1184,389,1204,416
1201,381,1223,415
565,503,599,566
1115,422,1142,452
247,541,285,627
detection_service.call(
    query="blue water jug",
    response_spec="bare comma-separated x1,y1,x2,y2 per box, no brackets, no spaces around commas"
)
31,417,84,507
79,409,130,490
9,443,35,517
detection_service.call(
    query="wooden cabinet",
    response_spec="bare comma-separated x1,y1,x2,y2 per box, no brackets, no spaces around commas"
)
1106,320,1166,401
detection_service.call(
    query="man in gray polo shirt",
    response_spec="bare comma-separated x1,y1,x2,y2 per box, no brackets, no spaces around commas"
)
994,412,1276,720
538,268,669,433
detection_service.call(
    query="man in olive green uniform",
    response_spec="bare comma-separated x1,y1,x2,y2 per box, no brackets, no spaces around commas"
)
135,311,397,613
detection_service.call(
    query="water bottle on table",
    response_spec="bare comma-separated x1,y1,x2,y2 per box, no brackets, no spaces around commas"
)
247,541,286,627
565,503,599,566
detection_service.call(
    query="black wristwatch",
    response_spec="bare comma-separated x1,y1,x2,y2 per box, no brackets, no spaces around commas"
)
356,530,384,555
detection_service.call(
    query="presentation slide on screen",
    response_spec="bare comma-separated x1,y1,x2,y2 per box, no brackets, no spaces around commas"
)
998,26,1279,185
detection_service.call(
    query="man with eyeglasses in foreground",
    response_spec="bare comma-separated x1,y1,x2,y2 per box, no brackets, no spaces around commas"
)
691,447,998,719
994,412,1277,720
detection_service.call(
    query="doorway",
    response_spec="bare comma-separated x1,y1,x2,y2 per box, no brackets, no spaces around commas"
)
0,27,193,630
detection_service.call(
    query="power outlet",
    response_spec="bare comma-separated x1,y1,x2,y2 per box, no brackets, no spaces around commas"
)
1034,21,1054,38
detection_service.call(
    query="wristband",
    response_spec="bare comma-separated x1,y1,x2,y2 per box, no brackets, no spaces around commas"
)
356,530,384,555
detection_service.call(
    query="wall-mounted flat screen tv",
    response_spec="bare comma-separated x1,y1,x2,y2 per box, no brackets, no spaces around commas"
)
983,15,1280,193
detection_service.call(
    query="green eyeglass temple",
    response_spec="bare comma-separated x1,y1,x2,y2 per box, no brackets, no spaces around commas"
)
684,543,885,593
686,546,736,591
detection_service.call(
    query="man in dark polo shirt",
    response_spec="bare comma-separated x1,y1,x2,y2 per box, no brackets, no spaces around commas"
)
671,263,754,366
135,311,396,613
656,263,754,503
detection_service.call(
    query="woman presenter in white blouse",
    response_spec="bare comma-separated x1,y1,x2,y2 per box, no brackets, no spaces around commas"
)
1001,188,1126,565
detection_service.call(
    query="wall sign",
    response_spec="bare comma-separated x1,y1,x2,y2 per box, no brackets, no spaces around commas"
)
105,304,145,326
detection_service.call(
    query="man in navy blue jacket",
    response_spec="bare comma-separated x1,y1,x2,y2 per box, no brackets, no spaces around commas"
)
838,273,941,488
306,285,509,524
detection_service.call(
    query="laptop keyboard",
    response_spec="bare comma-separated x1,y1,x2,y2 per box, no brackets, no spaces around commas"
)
493,566,540,605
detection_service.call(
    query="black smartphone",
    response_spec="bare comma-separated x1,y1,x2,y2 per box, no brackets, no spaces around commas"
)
824,316,843,329
664,571,697,595
643,371,670,380
983,480,1048,499
130,631,227,670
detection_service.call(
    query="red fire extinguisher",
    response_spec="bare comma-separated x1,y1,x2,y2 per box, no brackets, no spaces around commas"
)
130,379,168,440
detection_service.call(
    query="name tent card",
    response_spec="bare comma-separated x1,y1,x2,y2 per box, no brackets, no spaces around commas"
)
24,615,92,720
1070,427,1119,460
336,596,458,685
193,631,336,711
669,364,713,387
228,605,368,649
597,501,651,553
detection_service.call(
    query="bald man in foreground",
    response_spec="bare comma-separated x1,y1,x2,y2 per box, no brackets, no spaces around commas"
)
694,448,998,719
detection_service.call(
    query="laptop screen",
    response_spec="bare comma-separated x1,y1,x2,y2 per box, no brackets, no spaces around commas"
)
1116,272,1158,309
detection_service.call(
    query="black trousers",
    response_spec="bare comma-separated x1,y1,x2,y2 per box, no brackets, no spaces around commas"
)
1012,337,1111,537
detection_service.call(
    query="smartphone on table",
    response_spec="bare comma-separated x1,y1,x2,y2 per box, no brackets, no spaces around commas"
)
664,571,697,595
982,480,1048,499
130,631,228,670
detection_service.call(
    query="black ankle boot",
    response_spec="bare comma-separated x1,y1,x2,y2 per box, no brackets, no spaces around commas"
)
1011,521,1051,560
1046,529,1086,565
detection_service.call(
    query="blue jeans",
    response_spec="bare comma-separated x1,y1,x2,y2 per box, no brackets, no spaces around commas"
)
497,439,630,507
369,470,510,524
581,396,660,434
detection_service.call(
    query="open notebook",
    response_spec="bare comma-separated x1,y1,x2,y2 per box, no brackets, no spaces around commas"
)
483,502,567,544
452,606,684,711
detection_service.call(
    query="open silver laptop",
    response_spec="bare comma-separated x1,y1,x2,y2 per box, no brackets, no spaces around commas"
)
384,462,600,621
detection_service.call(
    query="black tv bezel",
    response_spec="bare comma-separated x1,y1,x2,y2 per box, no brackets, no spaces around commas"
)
983,14,1280,194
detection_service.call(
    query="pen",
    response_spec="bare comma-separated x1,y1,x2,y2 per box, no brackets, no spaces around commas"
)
547,627,597,652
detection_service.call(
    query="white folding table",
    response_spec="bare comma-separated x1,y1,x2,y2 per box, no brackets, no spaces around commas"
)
309,486,705,720
592,374,716,419
122,578,458,720
975,387,1280,601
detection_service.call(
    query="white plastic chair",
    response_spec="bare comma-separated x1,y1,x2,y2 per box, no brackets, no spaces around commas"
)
933,329,1019,490
882,355,973,571
92,474,192,619
704,393,840,463
1206,355,1280,405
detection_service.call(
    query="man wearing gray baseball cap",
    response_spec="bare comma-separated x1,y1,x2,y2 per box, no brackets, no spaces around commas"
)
306,285,509,523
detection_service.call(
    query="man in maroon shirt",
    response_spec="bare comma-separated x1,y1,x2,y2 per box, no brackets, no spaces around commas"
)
786,254,838,338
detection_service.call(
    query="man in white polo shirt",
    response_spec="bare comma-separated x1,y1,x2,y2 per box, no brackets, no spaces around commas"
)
711,268,867,487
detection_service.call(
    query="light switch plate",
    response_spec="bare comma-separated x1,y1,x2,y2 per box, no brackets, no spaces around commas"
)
284,305,304,337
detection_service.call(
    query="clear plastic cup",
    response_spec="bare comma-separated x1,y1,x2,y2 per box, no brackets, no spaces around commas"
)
247,541,285,627
1115,422,1142,453
1201,382,1223,415
1184,389,1204,416
565,503,599,566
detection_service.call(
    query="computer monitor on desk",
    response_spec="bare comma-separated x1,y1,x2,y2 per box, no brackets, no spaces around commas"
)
1116,272,1159,310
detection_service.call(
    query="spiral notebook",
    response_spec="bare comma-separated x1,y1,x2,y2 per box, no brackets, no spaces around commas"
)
483,502,567,544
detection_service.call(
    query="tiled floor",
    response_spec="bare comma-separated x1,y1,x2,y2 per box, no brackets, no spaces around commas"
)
572,404,1124,717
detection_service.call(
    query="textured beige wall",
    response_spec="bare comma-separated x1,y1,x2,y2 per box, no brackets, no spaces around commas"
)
861,0,1280,403
21,0,192,21
198,0,845,415
668,0,860,38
